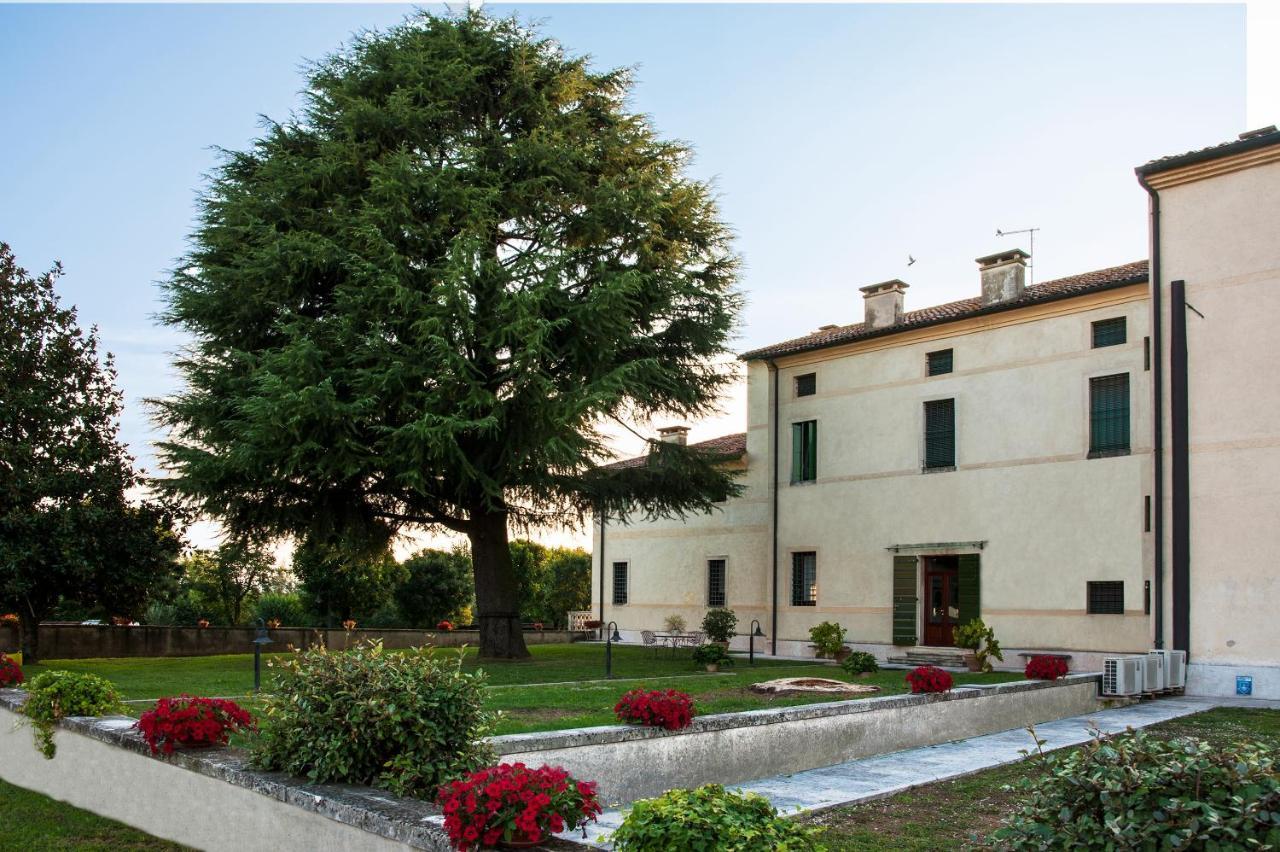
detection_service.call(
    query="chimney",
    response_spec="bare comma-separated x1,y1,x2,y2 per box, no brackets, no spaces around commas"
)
859,279,909,329
657,425,689,446
976,249,1029,306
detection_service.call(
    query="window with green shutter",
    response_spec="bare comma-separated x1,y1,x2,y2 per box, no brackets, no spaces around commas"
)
791,552,817,606
892,556,918,645
923,399,955,470
1089,374,1130,457
1092,317,1127,348
957,554,980,626
926,348,953,376
791,420,817,483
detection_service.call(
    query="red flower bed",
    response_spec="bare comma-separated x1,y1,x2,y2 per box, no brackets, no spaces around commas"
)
135,695,255,754
437,620,454,631
614,688,695,730
1024,655,1069,680
437,762,601,850
0,653,22,687
905,665,953,694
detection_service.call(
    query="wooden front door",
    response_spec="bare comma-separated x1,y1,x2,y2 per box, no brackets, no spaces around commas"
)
923,557,960,647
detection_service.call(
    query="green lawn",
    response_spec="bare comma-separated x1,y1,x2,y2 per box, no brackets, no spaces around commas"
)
0,777,189,851
21,643,1020,735
799,706,1280,851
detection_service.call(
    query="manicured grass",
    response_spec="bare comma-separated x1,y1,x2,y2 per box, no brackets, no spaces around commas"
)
21,644,1020,734
0,777,189,851
799,706,1280,851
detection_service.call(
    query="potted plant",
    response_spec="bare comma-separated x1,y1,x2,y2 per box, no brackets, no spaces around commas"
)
436,620,454,631
808,620,849,661
691,643,735,673
701,608,737,648
197,618,210,629
840,651,879,678
437,763,601,849
953,618,1003,672
342,618,357,632
265,617,282,629
663,613,687,634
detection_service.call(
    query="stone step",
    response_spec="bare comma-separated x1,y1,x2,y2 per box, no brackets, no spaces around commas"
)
887,651,967,667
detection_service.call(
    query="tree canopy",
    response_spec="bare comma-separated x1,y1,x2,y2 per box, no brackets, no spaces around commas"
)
155,11,743,657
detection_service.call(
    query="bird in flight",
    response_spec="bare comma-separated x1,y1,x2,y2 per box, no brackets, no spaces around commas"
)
907,255,917,266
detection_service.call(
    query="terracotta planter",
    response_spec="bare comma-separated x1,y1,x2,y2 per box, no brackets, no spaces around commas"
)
500,839,540,849
855,671,876,678
834,646,853,663
705,663,720,673
962,651,982,672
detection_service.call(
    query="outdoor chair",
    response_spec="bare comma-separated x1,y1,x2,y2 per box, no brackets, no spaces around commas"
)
681,631,704,649
640,630,661,655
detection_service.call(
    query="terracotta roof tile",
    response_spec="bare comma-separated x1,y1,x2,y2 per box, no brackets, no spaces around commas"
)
741,260,1148,361
604,432,747,471
1137,127,1280,176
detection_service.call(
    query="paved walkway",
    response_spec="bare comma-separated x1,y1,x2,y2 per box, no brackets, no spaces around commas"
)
569,695,1256,848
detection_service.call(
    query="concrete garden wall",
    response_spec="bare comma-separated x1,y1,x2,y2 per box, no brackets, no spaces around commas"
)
0,623,583,659
493,674,1106,805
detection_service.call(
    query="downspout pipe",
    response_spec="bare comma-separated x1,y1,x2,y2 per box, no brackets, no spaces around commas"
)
597,510,606,626
1137,173,1165,649
768,359,780,656
1169,280,1191,655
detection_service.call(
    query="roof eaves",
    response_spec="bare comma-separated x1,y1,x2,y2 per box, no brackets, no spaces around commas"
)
1136,128,1280,177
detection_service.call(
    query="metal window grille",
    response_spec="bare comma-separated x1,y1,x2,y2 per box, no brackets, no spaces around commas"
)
1089,373,1130,457
707,559,727,607
791,420,818,483
1092,317,1127,348
926,348,953,376
923,398,955,470
791,552,817,606
1087,581,1124,614
612,562,629,606
795,372,816,397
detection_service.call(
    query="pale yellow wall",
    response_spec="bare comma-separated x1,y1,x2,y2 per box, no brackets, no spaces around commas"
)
1155,152,1280,668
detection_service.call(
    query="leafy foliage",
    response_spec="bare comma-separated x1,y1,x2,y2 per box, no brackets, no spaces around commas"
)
614,689,695,731
808,621,847,659
253,592,309,628
293,539,407,626
135,695,255,754
22,670,124,758
691,643,735,669
154,10,742,658
701,608,738,644
395,547,474,628
437,763,601,849
990,726,1280,849
609,784,827,851
663,614,687,634
906,666,952,694
251,641,495,797
178,542,287,625
840,651,879,675
953,618,1003,672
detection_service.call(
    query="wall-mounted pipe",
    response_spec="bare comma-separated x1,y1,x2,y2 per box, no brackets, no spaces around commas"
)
1137,172,1165,649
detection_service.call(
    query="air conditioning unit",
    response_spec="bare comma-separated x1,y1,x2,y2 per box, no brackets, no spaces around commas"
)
1103,656,1146,697
1145,650,1167,692
1151,649,1187,690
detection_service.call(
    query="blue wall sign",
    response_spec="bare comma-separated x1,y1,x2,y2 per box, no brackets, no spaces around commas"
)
1236,675,1253,696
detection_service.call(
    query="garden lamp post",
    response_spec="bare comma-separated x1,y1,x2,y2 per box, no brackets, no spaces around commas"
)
749,620,765,665
252,618,274,692
604,621,622,679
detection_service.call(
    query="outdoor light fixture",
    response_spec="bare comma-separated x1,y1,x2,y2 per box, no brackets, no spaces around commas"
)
252,618,274,692
604,621,621,679
749,619,765,665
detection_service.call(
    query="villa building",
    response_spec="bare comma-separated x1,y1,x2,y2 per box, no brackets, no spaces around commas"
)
591,127,1280,698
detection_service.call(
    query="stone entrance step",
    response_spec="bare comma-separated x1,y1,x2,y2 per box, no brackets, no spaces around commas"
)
886,650,967,668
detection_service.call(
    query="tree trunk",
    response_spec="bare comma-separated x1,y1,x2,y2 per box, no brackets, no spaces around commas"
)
469,509,530,660
18,608,40,666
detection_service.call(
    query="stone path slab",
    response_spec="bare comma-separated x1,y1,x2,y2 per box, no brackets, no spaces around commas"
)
564,695,1222,848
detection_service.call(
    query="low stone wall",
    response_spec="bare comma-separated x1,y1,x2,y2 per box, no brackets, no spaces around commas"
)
493,674,1105,805
0,623,583,659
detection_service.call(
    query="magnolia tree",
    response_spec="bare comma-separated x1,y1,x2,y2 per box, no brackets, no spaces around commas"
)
155,11,743,658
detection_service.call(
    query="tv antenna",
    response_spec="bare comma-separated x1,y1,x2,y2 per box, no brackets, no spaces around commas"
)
995,227,1039,285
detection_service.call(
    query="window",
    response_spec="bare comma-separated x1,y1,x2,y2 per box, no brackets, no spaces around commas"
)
1087,581,1124,615
1143,336,1151,371
1144,495,1152,533
791,420,818,483
612,561,629,606
1092,317,1127,348
923,398,956,470
795,372,816,397
926,348,953,376
791,552,817,606
1089,374,1130,457
707,559,727,607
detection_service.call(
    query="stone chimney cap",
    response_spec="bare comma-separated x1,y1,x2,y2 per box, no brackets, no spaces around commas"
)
975,249,1030,269
657,425,690,445
859,279,910,296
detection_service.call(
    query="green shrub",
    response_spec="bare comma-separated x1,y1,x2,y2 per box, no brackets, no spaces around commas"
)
609,784,826,851
144,601,180,626
23,671,124,758
840,651,879,675
701,608,738,644
808,621,847,658
990,726,1280,849
952,618,1003,672
251,641,494,797
253,592,307,627
691,643,735,669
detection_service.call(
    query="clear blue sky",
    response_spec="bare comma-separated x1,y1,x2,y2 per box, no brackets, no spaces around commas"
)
0,3,1245,519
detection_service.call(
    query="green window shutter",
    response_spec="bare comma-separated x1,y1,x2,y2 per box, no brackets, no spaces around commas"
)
923,399,955,469
892,556,918,645
957,554,981,626
791,423,803,483
791,421,817,482
1089,373,1130,456
1092,317,1127,348
806,421,817,481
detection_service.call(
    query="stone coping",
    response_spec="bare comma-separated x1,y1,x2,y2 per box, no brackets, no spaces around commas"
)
0,689,451,851
491,673,1101,754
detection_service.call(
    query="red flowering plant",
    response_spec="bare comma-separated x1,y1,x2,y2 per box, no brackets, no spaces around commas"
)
0,653,23,687
437,620,454,631
614,688,695,731
905,665,953,694
1024,655,1069,680
0,613,19,626
437,762,601,850
135,695,255,754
